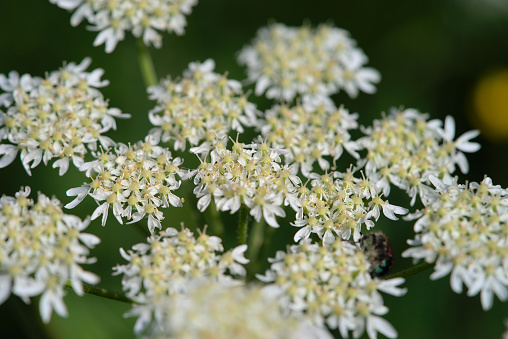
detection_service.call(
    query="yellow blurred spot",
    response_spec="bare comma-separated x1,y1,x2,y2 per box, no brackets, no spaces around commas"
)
471,70,508,141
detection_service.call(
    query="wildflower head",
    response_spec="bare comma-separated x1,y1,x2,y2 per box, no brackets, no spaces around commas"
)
257,239,407,339
357,108,480,205
256,99,360,177
402,176,508,311
0,58,130,175
114,226,249,335
147,59,258,152
0,187,100,323
238,23,380,102
186,138,302,227
66,139,185,233
292,170,407,244
50,0,199,53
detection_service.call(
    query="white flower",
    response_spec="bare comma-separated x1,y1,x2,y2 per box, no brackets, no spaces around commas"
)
147,59,258,152
66,139,185,233
187,138,301,228
133,279,331,339
357,108,480,205
0,58,130,175
50,0,199,53
292,171,407,244
0,187,100,323
114,226,249,335
259,239,406,339
403,176,508,310
238,23,380,102
255,99,360,177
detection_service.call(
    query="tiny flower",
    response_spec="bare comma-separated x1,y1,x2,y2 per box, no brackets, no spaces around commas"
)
0,187,100,323
50,0,199,53
147,59,258,152
238,23,380,102
186,138,301,228
114,226,249,335
292,171,407,244
66,139,185,233
402,176,508,310
132,279,331,339
357,108,480,205
256,98,360,177
0,58,130,175
258,239,406,339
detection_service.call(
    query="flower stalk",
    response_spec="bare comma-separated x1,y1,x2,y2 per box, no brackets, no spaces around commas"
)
136,38,158,88
237,205,250,245
65,282,139,305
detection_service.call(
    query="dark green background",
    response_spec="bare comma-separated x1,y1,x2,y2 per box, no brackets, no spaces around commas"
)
1,1,508,338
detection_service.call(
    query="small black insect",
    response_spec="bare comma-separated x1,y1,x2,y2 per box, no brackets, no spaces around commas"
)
359,232,393,277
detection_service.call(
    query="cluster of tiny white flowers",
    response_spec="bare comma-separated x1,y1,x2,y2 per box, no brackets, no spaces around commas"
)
256,99,360,177
0,187,100,323
147,59,258,152
357,108,481,205
113,226,249,335
402,176,508,311
257,239,407,339
66,140,185,233
49,0,198,53
293,171,408,244
237,23,380,102
138,279,330,339
186,138,302,227
0,58,130,176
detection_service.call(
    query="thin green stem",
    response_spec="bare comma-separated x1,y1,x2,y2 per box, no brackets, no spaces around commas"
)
237,205,250,245
135,38,157,88
247,219,265,264
383,262,435,280
65,282,139,305
203,204,224,237
246,221,275,280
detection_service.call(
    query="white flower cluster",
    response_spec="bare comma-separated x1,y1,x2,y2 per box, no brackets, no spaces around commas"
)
0,187,100,323
237,23,381,102
293,171,408,244
402,176,508,311
147,59,258,152
0,58,130,176
49,0,198,53
113,227,249,334
66,140,184,233
186,138,302,227
256,99,360,177
257,239,407,339
138,279,331,339
357,108,481,205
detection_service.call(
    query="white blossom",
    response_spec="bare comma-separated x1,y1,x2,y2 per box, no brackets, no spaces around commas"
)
238,23,380,102
147,59,258,152
402,176,508,310
50,0,199,53
0,58,130,175
0,187,100,323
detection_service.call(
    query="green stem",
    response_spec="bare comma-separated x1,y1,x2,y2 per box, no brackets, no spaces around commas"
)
203,204,224,237
65,282,139,305
237,205,250,245
383,262,435,280
246,221,275,280
247,220,265,264
135,38,157,88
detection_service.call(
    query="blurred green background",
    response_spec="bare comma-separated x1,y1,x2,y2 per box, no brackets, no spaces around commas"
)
1,0,508,338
